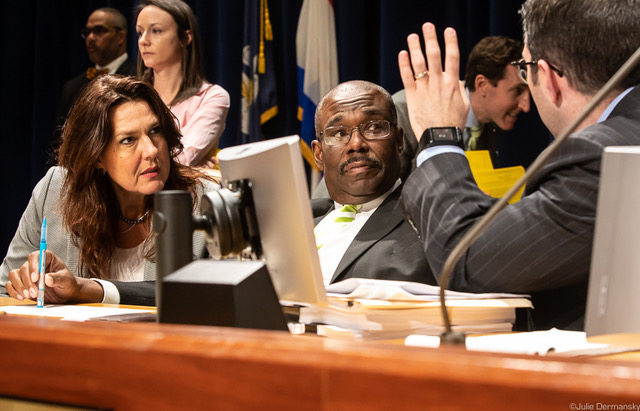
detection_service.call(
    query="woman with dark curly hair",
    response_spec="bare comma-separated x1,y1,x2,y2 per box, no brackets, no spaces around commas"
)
1,74,217,305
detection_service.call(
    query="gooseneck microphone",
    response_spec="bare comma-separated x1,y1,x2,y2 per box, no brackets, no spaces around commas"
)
438,45,640,346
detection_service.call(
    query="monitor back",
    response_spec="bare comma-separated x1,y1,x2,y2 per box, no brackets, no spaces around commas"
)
217,136,328,306
585,146,640,336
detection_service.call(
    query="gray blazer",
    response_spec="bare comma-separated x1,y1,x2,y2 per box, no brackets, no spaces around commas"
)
0,166,216,303
401,86,640,330
312,186,436,285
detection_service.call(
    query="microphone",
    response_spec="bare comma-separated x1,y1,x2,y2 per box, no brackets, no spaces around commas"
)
438,45,640,346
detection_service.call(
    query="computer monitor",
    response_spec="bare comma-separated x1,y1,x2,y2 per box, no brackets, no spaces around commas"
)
585,146,640,335
217,136,328,306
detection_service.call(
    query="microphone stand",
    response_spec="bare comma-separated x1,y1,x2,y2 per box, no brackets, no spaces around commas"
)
439,45,640,346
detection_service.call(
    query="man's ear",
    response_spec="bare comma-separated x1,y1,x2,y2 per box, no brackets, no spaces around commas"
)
311,140,324,172
117,29,126,46
475,74,490,96
538,59,562,106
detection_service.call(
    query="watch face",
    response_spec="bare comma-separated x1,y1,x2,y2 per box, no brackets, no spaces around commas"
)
432,128,456,142
419,127,463,151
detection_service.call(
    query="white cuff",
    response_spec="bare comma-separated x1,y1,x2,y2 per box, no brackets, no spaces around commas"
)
416,145,466,167
91,279,121,304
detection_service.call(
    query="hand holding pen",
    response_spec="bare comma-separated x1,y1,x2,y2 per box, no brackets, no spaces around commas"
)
5,250,104,304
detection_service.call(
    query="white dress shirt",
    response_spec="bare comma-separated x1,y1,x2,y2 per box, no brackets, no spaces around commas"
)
315,180,401,285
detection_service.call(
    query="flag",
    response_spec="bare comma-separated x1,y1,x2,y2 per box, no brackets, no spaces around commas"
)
296,0,339,172
241,0,278,144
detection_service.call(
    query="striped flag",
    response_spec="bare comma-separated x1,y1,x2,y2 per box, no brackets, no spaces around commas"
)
296,0,339,173
241,0,278,144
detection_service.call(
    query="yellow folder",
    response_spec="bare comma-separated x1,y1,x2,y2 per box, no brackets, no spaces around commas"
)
465,150,524,204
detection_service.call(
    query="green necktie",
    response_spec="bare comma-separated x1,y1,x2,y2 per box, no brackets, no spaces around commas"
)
467,125,485,150
334,204,358,223
315,204,360,249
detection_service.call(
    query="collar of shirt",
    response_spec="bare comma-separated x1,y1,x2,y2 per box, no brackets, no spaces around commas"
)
598,86,635,123
332,179,401,213
465,87,482,128
96,52,129,74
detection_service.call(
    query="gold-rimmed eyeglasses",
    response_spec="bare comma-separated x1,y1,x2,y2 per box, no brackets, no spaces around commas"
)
319,119,395,146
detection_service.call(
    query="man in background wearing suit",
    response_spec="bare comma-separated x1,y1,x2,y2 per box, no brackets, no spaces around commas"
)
311,80,436,287
394,36,530,180
462,36,530,163
398,0,640,330
55,7,137,146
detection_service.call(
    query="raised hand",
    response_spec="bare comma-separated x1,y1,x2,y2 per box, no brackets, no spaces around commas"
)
398,23,469,141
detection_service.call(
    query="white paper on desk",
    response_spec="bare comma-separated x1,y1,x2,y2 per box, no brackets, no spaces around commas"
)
326,278,529,301
405,328,609,355
0,305,155,322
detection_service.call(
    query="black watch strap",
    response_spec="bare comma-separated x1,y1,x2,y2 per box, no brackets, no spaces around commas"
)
418,127,464,152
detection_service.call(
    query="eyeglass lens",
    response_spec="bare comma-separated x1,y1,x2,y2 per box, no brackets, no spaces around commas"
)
81,25,112,39
518,67,528,83
322,120,392,145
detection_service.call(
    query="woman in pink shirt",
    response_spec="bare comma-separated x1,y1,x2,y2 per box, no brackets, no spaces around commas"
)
136,0,230,167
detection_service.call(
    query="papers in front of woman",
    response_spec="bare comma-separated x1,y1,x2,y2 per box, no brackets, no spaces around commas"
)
0,304,156,322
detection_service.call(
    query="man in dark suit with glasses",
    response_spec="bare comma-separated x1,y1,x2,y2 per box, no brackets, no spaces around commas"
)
54,7,137,148
311,80,436,287
398,0,640,330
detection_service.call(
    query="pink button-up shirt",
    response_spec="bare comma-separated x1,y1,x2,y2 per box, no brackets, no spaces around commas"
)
171,82,230,166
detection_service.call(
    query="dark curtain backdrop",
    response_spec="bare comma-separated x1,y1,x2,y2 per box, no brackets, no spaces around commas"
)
0,0,551,254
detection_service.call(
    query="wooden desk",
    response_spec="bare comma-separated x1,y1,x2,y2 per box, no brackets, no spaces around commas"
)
1,298,640,410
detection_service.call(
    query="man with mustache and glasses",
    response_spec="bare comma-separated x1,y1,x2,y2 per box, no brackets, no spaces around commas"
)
310,80,436,286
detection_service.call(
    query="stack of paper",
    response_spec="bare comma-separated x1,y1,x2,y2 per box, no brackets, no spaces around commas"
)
0,304,156,322
297,278,532,340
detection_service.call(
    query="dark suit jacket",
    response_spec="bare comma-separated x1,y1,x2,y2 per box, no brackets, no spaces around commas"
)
401,86,640,330
313,186,437,285
54,59,137,147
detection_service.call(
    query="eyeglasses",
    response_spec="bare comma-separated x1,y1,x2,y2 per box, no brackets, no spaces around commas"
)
319,120,395,146
81,25,122,39
511,59,563,83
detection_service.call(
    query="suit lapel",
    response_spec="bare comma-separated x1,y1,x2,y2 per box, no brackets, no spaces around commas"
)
330,187,404,283
311,197,335,225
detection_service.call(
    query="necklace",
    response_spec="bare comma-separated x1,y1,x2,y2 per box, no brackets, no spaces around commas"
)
119,210,150,232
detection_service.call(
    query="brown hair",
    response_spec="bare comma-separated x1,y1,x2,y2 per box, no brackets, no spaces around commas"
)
464,36,523,92
57,74,205,278
135,0,206,106
520,0,640,93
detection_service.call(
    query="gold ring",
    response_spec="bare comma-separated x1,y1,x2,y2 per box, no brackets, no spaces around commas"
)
414,70,428,80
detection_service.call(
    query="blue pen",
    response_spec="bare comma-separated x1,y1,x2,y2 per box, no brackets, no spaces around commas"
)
37,218,47,308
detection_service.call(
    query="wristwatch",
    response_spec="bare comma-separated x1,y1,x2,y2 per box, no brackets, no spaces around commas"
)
418,127,464,152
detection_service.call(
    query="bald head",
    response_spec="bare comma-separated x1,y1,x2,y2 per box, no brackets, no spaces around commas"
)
315,80,397,136
85,8,128,66
311,80,403,204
